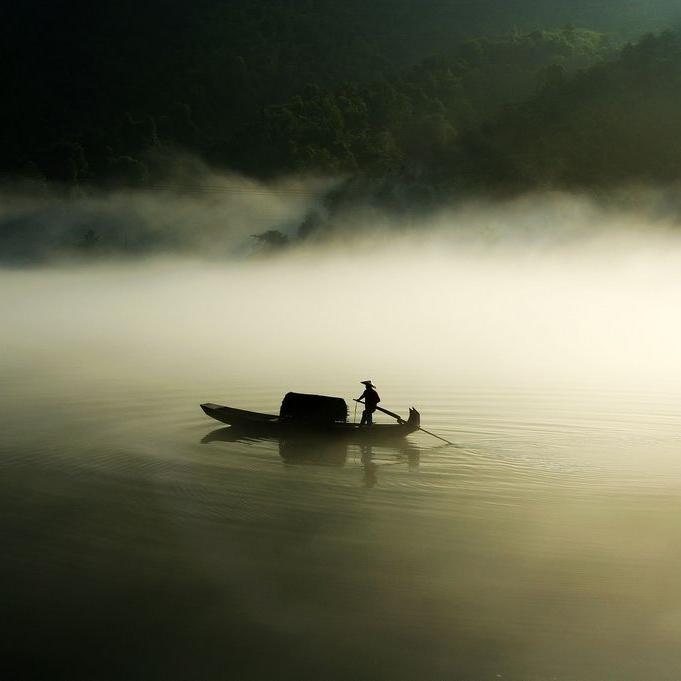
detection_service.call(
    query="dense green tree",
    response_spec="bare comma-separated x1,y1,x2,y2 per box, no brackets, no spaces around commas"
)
455,30,681,190
0,0,680,194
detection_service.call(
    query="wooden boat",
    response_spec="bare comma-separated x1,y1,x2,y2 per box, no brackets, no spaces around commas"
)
200,396,420,441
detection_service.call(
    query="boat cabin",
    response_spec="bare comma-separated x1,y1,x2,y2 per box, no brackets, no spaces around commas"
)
279,392,348,424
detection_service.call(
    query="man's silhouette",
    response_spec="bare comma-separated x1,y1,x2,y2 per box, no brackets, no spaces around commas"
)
357,380,380,426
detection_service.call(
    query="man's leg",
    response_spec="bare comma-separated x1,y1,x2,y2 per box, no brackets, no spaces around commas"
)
360,410,369,425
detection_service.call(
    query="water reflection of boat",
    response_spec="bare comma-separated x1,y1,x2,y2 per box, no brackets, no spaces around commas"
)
201,427,420,485
278,437,348,466
200,393,420,442
201,427,349,465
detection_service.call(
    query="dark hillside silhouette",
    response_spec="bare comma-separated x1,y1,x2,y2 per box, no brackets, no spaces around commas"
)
454,30,681,190
1,0,679,186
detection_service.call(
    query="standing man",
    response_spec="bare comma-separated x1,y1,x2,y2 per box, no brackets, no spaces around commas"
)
357,380,380,426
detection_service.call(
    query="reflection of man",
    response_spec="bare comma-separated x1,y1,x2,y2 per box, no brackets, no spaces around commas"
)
361,444,377,487
357,380,380,426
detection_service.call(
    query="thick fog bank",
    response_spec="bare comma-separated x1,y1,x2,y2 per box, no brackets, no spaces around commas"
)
3,205,681,392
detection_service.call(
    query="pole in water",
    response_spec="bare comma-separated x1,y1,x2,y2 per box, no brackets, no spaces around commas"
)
415,425,454,446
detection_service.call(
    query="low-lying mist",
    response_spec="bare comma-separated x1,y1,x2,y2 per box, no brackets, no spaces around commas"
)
4,165,681,263
0,171,333,264
3,176,681,395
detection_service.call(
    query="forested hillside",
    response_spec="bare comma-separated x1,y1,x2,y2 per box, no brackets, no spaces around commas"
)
232,27,614,178
454,30,681,191
0,0,680,189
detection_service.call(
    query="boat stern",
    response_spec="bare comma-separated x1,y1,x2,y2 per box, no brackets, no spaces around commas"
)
407,407,420,428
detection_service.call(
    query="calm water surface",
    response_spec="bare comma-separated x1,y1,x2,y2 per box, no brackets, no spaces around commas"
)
3,369,681,681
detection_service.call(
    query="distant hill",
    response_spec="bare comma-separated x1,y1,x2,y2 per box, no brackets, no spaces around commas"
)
454,29,681,191
0,0,680,185
228,27,615,178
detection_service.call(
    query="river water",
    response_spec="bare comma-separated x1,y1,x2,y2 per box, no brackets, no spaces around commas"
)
3,257,681,681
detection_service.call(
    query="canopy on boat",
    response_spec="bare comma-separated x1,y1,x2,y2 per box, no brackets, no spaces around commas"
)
279,392,348,424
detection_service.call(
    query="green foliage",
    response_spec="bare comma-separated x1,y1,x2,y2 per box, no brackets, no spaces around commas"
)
457,30,681,189
2,0,681,196
237,27,615,178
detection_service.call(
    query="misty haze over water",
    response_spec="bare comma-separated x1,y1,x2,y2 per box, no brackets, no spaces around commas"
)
3,187,681,680
6,0,681,678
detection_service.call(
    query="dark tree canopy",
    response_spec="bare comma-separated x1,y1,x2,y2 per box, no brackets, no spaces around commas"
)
1,1,681,194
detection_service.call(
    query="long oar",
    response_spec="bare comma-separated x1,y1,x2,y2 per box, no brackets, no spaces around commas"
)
354,400,454,445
